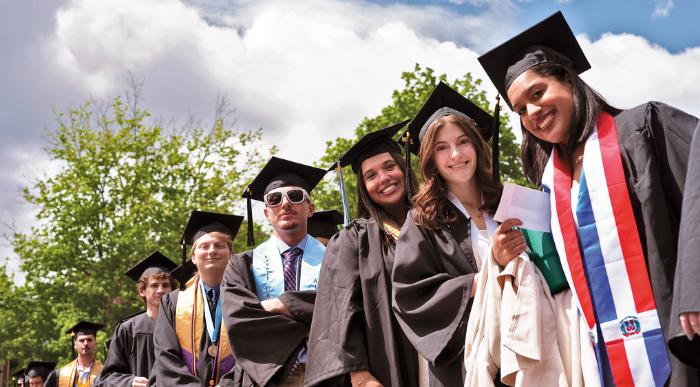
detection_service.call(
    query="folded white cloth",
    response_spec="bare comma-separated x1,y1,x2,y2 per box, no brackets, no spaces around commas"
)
464,250,601,387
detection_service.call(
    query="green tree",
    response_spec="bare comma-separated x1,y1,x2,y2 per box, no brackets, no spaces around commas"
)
0,84,274,368
311,64,524,218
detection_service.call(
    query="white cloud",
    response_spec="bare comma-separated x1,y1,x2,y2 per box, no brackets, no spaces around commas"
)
49,0,517,164
578,32,700,117
652,0,674,18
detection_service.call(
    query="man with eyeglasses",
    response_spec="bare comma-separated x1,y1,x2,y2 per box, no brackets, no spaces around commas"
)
221,157,328,387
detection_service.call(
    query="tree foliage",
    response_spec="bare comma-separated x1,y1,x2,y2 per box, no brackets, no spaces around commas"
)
311,64,525,217
0,84,273,368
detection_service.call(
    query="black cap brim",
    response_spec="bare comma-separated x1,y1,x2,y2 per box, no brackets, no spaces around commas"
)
478,11,590,110
336,120,409,174
25,362,57,379
242,157,328,201
124,251,178,282
170,259,198,283
65,321,105,337
398,82,493,157
181,211,244,246
307,210,344,239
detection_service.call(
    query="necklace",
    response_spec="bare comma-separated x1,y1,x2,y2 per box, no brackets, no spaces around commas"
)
574,154,584,164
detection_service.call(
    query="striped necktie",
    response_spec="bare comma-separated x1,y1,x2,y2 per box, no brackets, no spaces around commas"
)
282,246,303,375
282,247,302,292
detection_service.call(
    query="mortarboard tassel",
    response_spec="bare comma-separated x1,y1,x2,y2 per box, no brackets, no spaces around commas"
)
246,187,254,247
336,161,350,227
492,95,501,184
180,237,187,290
403,131,413,204
71,331,75,357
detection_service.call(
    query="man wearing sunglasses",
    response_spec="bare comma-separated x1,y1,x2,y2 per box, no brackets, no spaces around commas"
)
221,157,328,387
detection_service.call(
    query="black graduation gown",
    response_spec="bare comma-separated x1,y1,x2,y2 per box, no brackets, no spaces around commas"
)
44,370,58,387
305,219,419,387
93,311,157,387
153,290,241,387
221,250,316,387
392,203,507,387
610,102,700,386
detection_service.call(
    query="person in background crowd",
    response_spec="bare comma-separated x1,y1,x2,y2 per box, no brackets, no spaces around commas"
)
24,362,57,387
44,321,105,387
306,120,421,387
479,10,700,387
94,252,177,387
306,210,344,246
222,157,327,387
154,212,244,387
11,368,26,387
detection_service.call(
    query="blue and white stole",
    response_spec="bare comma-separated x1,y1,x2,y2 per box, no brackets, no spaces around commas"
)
251,235,325,300
542,112,671,387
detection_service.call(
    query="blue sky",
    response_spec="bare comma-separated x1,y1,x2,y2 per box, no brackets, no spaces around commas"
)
367,0,700,53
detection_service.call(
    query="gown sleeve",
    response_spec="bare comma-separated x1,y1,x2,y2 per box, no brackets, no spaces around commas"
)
277,290,317,325
391,214,475,367
44,369,59,387
153,291,204,387
666,103,700,368
93,323,136,387
305,226,369,386
221,253,309,387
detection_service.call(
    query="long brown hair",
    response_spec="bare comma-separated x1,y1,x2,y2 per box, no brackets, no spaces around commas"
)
356,151,418,242
412,115,503,230
520,63,621,186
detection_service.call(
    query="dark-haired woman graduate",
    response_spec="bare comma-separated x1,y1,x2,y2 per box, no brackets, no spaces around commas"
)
305,120,420,387
479,11,700,387
391,82,524,387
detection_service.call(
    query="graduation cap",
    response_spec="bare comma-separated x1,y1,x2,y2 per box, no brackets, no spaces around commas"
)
66,321,104,356
11,368,26,386
170,259,198,285
329,120,410,225
180,211,243,288
242,157,328,246
398,82,494,196
307,210,344,240
24,361,56,381
478,11,590,110
124,251,178,282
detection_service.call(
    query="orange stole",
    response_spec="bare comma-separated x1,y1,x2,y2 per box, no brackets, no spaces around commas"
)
175,274,233,383
57,359,103,387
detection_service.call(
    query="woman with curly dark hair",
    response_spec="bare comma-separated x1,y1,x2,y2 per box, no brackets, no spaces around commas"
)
391,82,524,387
306,121,420,387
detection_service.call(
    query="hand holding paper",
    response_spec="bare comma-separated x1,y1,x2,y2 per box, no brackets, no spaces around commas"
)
494,182,551,232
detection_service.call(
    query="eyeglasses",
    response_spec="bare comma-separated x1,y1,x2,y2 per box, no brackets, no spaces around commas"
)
264,189,309,207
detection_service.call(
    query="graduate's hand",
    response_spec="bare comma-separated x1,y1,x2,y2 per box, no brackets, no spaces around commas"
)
260,297,293,318
470,273,479,298
492,219,526,267
349,371,383,387
680,312,699,340
132,377,148,387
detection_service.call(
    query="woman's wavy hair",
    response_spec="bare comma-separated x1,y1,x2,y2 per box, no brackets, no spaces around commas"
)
412,115,503,230
519,63,621,186
356,151,418,243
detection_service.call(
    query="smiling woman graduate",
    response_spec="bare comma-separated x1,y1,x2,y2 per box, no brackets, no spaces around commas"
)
478,11,700,387
305,120,421,387
390,82,525,387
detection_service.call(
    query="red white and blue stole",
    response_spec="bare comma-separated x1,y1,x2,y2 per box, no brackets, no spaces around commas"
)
541,112,671,387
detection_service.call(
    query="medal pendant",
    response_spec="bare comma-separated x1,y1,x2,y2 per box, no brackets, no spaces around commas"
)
208,344,217,357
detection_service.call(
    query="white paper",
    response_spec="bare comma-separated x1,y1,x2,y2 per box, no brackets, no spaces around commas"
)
494,182,551,232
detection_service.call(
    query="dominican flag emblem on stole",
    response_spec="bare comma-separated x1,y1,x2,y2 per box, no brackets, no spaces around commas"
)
541,112,671,387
